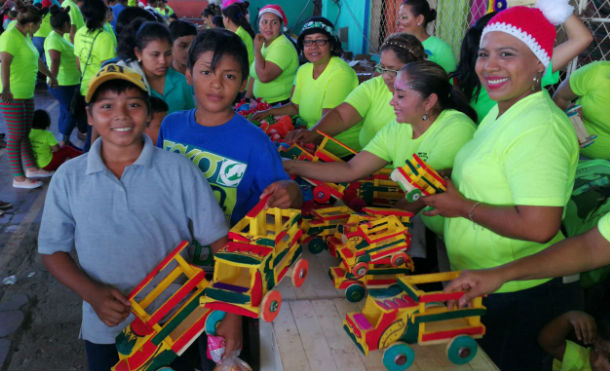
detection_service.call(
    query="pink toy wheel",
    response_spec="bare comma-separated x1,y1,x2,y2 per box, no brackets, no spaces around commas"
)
291,258,309,288
391,253,408,267
260,290,282,322
352,262,368,278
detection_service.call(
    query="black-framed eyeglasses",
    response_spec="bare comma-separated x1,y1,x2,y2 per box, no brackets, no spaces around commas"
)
375,64,400,76
303,39,330,47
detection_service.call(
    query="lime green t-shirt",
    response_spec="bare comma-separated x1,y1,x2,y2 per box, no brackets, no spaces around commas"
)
471,62,559,124
156,5,174,18
344,75,395,148
44,31,81,86
446,91,579,293
292,56,361,157
0,26,39,99
250,34,298,104
74,28,117,96
569,61,610,160
103,23,117,49
62,0,85,31
422,36,456,73
33,13,52,38
364,109,476,234
599,212,610,242
552,340,591,371
235,26,254,67
29,128,58,168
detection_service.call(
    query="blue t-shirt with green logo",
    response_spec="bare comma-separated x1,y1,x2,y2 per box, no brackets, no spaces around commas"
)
158,110,290,226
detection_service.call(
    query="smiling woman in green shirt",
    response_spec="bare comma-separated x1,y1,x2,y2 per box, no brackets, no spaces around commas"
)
284,33,425,151
252,17,360,158
1,2,57,189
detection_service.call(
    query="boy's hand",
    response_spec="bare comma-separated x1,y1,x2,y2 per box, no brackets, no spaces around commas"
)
260,180,302,209
566,311,597,344
86,284,131,327
216,312,243,359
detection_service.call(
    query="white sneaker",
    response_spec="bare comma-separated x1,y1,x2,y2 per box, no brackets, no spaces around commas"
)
25,168,54,178
13,178,43,189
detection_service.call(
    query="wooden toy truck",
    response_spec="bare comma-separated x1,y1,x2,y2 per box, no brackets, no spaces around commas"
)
390,154,447,202
200,198,308,323
566,105,597,148
301,205,354,254
344,272,486,371
113,241,212,371
335,214,412,278
344,169,405,210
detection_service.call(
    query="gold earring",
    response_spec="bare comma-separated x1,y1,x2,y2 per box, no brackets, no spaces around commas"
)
531,72,542,91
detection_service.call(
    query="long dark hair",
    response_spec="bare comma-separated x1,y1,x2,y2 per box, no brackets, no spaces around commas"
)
49,5,70,29
402,60,477,122
449,12,496,102
81,0,107,31
222,3,254,38
401,0,436,28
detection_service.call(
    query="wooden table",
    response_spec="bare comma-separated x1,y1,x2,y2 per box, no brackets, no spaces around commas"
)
259,249,499,371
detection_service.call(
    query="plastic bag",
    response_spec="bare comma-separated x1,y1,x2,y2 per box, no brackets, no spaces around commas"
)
207,334,252,371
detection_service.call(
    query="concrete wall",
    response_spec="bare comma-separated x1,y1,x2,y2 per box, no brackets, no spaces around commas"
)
322,0,371,55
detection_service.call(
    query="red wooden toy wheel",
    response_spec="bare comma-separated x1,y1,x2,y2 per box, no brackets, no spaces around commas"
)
352,262,368,278
391,253,408,267
260,290,282,322
313,186,331,203
291,258,309,288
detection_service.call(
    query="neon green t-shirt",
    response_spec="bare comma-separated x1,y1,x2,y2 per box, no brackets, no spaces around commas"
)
29,128,58,168
44,31,81,86
0,26,39,99
552,340,591,371
344,75,395,148
292,56,361,157
422,36,456,73
364,109,476,234
74,28,117,96
599,212,610,242
156,5,174,18
33,13,52,38
569,61,610,160
235,26,254,67
250,34,298,104
471,62,559,124
103,23,117,49
62,0,85,31
446,91,579,293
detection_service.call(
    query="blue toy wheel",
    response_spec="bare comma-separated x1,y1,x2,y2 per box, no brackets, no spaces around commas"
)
308,237,327,254
345,282,366,302
405,189,422,202
382,342,415,371
446,335,478,365
204,310,226,336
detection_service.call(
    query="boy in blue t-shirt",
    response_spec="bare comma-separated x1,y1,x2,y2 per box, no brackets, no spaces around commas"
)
37,64,242,371
157,28,302,226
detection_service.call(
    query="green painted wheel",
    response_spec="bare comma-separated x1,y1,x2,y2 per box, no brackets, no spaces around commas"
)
405,189,422,202
446,335,478,365
382,342,414,371
308,237,327,254
345,282,366,302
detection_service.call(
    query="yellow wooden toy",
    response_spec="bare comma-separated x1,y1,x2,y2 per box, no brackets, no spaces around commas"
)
390,154,447,202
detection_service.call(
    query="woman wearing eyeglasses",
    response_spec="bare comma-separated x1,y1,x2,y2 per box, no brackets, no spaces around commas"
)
284,33,425,152
252,17,360,157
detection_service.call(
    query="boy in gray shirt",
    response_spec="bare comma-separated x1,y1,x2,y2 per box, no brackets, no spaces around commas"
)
38,64,242,370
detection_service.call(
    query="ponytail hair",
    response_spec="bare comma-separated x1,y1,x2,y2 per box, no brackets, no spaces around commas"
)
81,0,107,31
379,32,425,64
222,3,254,38
49,5,70,29
401,0,436,27
15,0,43,25
401,60,478,122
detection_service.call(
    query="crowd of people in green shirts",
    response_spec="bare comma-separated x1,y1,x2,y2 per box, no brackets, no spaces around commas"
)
1,0,610,369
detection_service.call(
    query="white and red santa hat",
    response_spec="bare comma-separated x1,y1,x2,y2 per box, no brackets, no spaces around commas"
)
481,0,573,67
258,4,288,31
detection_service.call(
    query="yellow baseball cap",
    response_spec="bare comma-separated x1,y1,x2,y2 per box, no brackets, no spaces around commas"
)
86,64,148,103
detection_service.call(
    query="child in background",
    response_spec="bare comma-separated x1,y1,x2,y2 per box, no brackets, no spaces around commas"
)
538,310,610,371
158,28,301,227
145,97,168,145
29,109,83,171
38,64,241,371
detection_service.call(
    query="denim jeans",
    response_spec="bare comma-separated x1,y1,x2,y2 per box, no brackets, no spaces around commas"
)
48,84,79,139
